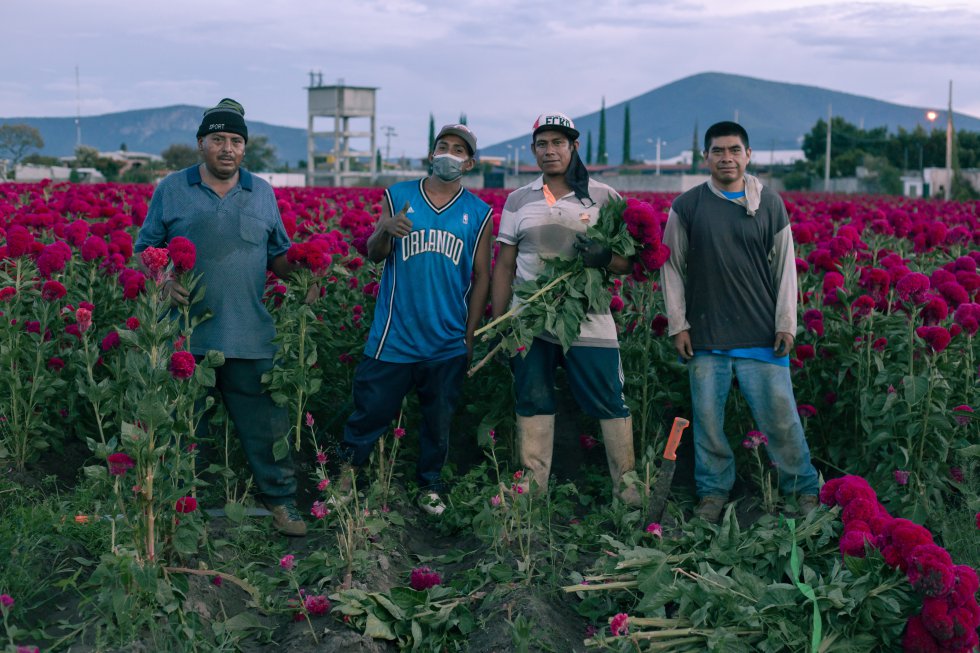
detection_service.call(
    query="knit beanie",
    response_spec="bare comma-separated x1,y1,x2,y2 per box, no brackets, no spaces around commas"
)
196,98,248,142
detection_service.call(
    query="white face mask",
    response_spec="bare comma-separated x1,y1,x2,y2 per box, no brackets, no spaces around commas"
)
431,153,467,182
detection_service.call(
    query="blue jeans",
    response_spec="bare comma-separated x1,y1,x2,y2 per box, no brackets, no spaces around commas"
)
689,354,819,498
340,355,467,493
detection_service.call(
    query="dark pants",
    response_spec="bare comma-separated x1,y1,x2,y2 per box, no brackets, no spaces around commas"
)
340,354,467,493
196,358,296,506
511,337,629,419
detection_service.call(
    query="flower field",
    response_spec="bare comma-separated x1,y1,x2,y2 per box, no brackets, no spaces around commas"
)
0,180,977,652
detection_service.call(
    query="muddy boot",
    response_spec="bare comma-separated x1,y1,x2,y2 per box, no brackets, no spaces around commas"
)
601,416,642,507
516,414,555,496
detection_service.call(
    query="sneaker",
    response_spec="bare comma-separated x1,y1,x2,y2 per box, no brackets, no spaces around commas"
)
694,495,728,523
798,494,819,516
417,492,446,516
263,501,307,537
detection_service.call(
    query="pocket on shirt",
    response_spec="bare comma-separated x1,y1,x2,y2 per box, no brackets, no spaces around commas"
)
239,213,269,245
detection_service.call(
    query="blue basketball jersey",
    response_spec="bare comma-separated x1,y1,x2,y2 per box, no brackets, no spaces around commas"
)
365,179,493,363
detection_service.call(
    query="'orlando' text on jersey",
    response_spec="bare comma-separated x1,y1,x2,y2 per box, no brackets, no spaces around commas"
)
364,178,493,363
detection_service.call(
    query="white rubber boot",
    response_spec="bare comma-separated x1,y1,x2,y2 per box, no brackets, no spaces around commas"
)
516,414,555,496
601,416,642,506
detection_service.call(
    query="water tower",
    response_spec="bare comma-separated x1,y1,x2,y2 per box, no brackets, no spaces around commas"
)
306,72,378,186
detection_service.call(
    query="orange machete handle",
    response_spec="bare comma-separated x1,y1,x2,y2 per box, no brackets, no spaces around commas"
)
663,417,690,461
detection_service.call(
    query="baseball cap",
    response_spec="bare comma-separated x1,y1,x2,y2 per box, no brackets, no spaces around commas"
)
532,112,580,140
434,124,477,155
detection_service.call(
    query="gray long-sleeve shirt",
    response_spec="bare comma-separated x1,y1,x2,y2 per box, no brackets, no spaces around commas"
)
661,175,798,349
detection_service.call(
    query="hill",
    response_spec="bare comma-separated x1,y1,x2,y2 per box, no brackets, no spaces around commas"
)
4,73,980,168
481,72,980,164
0,105,311,166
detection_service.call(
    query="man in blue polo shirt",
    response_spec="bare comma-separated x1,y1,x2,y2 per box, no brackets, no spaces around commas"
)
135,98,307,536
662,121,820,523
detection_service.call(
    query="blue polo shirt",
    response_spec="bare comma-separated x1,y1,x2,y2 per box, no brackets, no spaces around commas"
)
135,165,290,358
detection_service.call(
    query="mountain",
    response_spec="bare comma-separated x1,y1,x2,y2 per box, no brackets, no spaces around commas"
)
5,73,980,168
0,105,311,166
481,72,980,164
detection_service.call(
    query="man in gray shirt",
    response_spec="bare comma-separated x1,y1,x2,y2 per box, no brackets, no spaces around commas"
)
661,121,819,523
135,98,307,536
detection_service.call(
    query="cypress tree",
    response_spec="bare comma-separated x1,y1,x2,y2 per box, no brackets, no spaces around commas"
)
622,103,632,164
597,98,607,165
586,131,593,165
459,112,467,125
428,113,435,152
690,120,700,173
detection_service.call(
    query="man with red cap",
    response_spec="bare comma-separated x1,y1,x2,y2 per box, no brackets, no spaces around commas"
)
491,112,641,506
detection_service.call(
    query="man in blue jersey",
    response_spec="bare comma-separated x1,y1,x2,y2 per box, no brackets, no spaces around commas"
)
661,121,820,523
336,124,493,515
491,112,642,507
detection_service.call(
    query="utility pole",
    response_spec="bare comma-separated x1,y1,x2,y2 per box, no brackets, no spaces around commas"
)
824,104,832,192
381,125,397,164
945,80,953,200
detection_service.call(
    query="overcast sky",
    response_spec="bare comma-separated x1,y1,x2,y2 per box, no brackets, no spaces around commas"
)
2,0,977,157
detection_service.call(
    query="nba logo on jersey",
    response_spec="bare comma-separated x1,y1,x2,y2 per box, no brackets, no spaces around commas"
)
462,213,469,224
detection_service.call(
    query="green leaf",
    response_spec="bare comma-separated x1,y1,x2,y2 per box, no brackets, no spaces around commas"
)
364,612,397,640
223,501,247,523
221,611,265,633
272,437,290,461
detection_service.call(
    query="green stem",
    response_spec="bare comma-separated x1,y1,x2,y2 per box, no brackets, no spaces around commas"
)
475,271,574,337
294,312,307,451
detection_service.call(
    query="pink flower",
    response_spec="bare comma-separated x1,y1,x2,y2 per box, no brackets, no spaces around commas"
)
211,576,223,587
609,612,630,636
894,470,910,486
140,247,169,276
47,356,65,371
75,307,93,333
317,477,330,491
168,237,196,272
100,330,121,351
303,593,331,616
393,427,406,439
906,544,955,597
952,405,973,426
0,594,14,609
742,430,768,449
513,470,524,481
315,449,327,465
169,351,196,380
915,326,951,354
107,452,136,476
280,554,296,571
609,295,624,312
305,412,315,428
797,404,817,418
491,495,502,507
409,566,442,591
126,316,140,330
645,522,663,537
310,501,329,519
579,434,599,451
175,496,198,514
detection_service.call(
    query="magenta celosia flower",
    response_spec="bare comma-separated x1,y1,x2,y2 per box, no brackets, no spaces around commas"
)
896,272,931,304
126,316,140,330
906,543,956,597
409,566,442,591
915,326,951,354
609,295,625,312
491,495,502,507
609,612,630,636
951,405,973,426
579,434,599,451
903,615,940,652
101,330,120,352
645,522,663,537
303,593,331,616
169,351,196,380
47,357,65,371
894,470,910,486
919,295,949,325
742,430,768,449
797,404,817,418
41,280,67,302
314,449,327,465
317,477,330,492
839,529,872,558
0,286,16,302
37,241,72,277
81,235,109,261
310,501,328,519
167,237,196,273
305,412,314,428
842,498,878,525
140,247,169,276
393,427,406,439
280,554,295,571
75,307,92,333
1,593,14,609
174,496,198,514
107,452,136,476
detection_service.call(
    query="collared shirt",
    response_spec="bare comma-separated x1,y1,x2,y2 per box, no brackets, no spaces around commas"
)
135,165,290,358
497,175,621,348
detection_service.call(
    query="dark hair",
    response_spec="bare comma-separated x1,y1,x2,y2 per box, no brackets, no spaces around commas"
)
703,121,749,152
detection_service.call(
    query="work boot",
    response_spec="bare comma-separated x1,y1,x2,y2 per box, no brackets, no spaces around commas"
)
516,414,555,496
262,500,307,537
798,494,819,516
694,495,728,523
600,416,642,507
